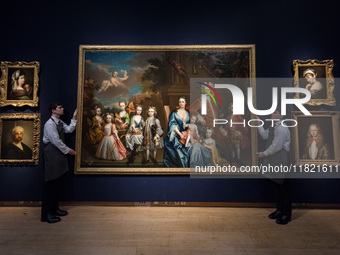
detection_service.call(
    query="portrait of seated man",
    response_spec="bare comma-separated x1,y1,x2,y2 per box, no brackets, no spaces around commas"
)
2,126,33,159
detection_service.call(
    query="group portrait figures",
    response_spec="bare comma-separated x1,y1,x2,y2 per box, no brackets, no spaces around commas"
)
77,46,256,172
82,89,253,169
84,100,167,167
83,92,250,169
189,83,252,168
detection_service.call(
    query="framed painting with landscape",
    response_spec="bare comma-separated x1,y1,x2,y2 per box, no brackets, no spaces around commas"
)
75,45,256,174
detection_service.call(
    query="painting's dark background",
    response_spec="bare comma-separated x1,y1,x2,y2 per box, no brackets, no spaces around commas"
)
0,0,339,204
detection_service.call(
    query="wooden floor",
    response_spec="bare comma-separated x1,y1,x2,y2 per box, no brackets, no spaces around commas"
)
1,206,340,255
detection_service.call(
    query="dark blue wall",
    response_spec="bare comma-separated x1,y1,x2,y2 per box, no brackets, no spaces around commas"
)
1,0,339,203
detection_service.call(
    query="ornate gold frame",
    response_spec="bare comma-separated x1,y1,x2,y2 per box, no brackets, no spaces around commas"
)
292,111,340,166
293,59,335,106
0,113,41,165
75,45,256,174
0,61,40,107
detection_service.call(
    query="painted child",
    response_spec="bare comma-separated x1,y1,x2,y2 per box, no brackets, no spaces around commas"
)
115,101,130,130
142,106,164,165
203,127,230,166
95,113,127,160
114,101,130,146
89,106,104,144
126,105,145,164
98,70,129,93
188,115,201,145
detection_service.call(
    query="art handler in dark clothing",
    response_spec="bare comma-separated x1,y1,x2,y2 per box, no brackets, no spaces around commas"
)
257,109,292,225
41,103,77,224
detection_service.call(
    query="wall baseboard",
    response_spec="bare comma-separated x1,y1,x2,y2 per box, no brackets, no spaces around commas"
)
1,201,339,209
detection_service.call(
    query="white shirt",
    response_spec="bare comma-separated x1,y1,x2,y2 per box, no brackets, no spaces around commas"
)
43,116,77,154
258,121,290,157
311,141,317,159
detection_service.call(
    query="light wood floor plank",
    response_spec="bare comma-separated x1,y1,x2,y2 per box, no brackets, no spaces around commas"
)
0,206,339,255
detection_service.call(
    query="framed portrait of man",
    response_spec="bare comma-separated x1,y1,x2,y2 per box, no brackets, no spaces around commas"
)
293,59,335,106
0,61,40,107
292,111,340,166
75,45,257,174
0,113,41,165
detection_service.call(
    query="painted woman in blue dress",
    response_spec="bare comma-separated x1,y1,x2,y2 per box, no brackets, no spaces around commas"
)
163,96,190,167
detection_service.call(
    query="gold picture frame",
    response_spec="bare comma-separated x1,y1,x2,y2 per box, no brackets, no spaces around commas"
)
293,59,335,106
292,111,340,166
0,113,41,165
0,61,40,107
75,45,256,174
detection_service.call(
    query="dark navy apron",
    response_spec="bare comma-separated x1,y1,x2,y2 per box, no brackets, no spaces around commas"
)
263,126,287,184
43,119,69,182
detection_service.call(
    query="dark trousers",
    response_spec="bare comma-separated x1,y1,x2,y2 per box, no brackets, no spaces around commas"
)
270,179,292,217
41,174,65,219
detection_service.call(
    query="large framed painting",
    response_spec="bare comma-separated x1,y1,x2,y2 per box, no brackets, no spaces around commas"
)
293,59,335,106
0,113,41,165
75,45,256,174
292,111,340,166
0,61,40,107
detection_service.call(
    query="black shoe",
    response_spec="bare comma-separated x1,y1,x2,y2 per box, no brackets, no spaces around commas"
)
127,156,135,166
268,210,282,219
276,215,291,225
55,209,68,217
41,214,61,223
234,159,245,166
142,160,150,165
151,157,158,166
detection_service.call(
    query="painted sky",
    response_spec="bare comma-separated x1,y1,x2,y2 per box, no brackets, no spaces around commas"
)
84,51,163,109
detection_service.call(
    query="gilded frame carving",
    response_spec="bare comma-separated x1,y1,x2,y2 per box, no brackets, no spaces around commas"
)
0,61,40,107
75,45,256,174
293,59,335,106
0,113,41,165
292,111,340,166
